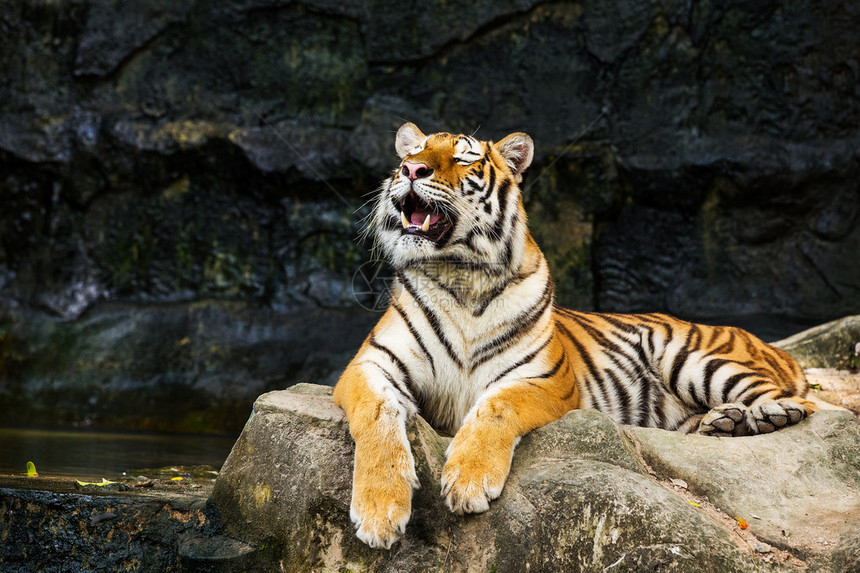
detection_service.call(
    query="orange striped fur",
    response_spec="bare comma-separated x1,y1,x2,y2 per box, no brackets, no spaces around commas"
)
333,123,816,549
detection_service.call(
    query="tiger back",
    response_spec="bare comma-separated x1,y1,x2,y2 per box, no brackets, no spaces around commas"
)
332,123,818,549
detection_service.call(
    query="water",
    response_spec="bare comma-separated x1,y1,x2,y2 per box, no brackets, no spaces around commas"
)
0,427,237,481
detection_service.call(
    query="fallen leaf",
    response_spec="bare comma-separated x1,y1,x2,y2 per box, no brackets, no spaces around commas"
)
75,478,118,487
734,516,749,529
687,500,702,508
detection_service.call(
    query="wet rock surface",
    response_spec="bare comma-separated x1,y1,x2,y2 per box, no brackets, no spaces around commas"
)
1,1,859,431
0,473,235,572
211,384,860,572
0,300,375,433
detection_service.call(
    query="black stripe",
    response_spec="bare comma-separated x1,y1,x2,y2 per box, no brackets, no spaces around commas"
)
632,324,655,425
561,312,634,360
464,177,482,196
668,328,695,395
559,361,578,401
555,320,612,413
397,271,464,369
569,316,647,387
448,230,480,252
368,334,418,402
472,267,536,318
585,312,639,335
532,352,565,380
653,384,667,428
737,380,771,406
720,371,755,403
420,268,466,307
491,178,510,239
711,330,737,356
760,348,793,383
391,301,436,378
557,309,656,423
486,336,553,388
645,325,656,357
470,279,553,370
643,316,675,354
603,367,634,424
501,231,514,266
699,358,731,407
472,278,553,359
689,323,703,350
705,325,723,349
636,372,651,426
478,165,497,205
366,360,416,411
739,330,759,356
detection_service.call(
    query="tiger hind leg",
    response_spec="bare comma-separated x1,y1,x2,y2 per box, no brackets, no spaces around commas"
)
697,403,748,436
747,398,813,433
690,398,817,437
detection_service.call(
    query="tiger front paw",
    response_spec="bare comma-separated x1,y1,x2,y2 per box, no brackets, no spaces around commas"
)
440,445,509,516
349,441,420,549
350,468,419,549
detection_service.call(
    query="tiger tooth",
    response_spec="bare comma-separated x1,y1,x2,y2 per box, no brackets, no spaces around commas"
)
421,214,431,232
401,211,410,229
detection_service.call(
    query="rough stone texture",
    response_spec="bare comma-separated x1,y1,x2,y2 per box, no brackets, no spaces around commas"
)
211,384,860,571
0,301,374,433
0,481,228,572
804,370,860,414
1,1,859,430
774,315,860,370
631,413,860,565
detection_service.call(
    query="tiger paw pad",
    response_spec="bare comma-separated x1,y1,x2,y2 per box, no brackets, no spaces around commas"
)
748,400,808,434
698,403,748,436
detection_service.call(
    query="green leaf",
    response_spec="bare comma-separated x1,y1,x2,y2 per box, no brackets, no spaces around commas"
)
26,461,38,477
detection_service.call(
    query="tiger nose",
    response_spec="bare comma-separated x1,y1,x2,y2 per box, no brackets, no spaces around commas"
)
401,162,433,180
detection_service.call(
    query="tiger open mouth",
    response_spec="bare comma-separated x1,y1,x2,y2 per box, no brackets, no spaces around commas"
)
396,192,454,245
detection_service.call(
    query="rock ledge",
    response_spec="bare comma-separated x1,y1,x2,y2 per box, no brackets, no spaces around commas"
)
212,384,860,572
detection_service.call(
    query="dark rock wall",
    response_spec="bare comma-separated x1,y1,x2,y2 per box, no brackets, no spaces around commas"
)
1,1,858,432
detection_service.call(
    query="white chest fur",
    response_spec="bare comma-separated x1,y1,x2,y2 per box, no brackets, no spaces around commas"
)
372,263,553,434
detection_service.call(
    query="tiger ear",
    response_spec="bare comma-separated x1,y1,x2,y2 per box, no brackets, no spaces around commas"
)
494,132,534,177
395,123,426,158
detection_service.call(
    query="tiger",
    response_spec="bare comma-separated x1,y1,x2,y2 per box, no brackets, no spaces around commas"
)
332,122,818,549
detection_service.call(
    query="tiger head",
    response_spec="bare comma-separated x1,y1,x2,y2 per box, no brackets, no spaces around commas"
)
372,123,535,280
